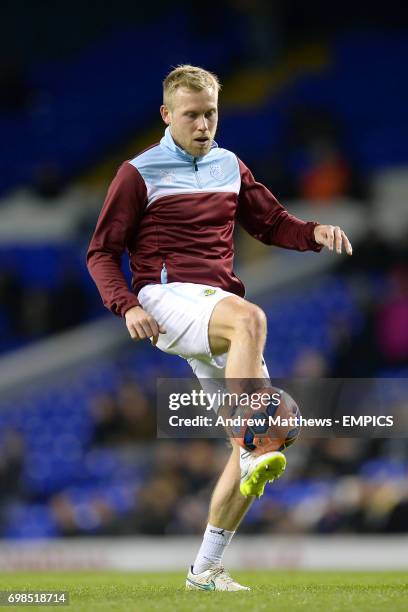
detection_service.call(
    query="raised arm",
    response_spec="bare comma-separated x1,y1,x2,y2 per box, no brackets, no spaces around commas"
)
236,158,322,251
236,158,352,255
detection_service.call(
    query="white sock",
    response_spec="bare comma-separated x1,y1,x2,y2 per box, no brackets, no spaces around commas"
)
192,523,235,574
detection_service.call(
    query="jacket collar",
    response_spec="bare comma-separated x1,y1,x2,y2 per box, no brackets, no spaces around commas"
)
160,126,218,162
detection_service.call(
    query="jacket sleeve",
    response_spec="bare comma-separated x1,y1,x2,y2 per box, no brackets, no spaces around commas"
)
87,162,147,317
236,158,322,252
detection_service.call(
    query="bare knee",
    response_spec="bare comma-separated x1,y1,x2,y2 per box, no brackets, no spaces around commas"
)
209,296,267,350
234,303,267,342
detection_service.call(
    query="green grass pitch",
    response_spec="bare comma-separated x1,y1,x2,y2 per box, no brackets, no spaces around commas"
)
0,570,407,611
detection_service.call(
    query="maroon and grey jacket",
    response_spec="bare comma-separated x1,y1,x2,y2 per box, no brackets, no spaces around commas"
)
87,127,322,317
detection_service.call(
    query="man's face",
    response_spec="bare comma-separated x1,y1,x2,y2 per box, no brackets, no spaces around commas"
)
160,86,218,157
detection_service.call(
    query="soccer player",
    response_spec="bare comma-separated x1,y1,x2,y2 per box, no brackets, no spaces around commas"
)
87,65,352,591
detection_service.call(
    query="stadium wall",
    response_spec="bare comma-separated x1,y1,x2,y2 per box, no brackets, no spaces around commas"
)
0,537,407,571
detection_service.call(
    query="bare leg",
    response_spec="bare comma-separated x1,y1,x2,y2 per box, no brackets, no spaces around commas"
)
192,297,269,575
191,442,255,576
205,296,270,526
208,443,254,530
208,296,268,392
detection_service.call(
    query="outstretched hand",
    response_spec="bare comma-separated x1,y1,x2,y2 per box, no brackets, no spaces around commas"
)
314,225,353,255
124,306,166,346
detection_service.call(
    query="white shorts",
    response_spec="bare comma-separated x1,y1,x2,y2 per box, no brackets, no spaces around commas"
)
138,282,269,381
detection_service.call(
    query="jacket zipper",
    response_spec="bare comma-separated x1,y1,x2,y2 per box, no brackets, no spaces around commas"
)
193,158,202,188
160,158,200,284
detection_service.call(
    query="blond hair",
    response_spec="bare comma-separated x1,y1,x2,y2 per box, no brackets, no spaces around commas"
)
163,64,221,107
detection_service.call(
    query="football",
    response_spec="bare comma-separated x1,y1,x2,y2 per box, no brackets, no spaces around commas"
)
231,386,301,455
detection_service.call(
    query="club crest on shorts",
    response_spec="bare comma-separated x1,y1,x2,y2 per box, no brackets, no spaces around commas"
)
204,288,217,296
210,164,224,180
